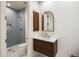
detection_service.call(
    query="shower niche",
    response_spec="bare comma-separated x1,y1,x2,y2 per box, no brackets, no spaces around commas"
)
6,1,26,47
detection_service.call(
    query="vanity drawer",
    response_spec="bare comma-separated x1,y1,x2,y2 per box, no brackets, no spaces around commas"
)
34,44,54,56
34,39,51,48
33,38,57,57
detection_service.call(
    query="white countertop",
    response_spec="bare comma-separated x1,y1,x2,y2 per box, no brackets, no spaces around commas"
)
33,36,58,42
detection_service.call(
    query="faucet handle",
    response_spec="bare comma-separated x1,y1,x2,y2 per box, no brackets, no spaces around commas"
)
47,35,50,38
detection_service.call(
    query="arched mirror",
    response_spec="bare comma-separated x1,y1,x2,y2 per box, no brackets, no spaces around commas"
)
42,11,54,32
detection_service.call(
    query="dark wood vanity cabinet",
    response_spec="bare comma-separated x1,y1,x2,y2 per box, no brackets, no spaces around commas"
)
33,39,57,57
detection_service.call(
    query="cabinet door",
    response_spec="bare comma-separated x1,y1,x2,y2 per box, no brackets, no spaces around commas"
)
33,11,39,31
33,39,57,57
33,39,54,56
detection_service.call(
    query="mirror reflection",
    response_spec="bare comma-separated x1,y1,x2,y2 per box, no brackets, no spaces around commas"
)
42,11,54,32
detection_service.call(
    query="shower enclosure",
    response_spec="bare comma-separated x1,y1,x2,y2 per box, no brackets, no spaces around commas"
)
6,2,25,47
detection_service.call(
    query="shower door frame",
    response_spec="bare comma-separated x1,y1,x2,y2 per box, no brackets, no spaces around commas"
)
0,1,29,56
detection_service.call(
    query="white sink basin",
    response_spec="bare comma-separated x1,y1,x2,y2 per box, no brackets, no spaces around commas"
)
46,37,57,42
33,36,58,42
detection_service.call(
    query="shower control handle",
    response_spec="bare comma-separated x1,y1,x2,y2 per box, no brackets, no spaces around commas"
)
5,39,7,42
25,36,28,39
5,39,7,43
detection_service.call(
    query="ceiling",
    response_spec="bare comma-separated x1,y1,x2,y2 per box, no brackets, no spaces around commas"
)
7,1,27,10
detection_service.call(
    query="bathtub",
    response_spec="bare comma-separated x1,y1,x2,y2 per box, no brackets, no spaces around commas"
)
7,43,27,57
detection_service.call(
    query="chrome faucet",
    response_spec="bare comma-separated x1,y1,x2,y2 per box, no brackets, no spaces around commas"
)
45,33,48,38
43,32,50,38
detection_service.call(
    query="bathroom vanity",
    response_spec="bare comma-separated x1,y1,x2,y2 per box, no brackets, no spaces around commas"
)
33,10,57,57
33,37,57,57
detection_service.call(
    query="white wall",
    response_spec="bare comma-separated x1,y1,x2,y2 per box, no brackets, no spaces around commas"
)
0,2,6,56
27,1,40,57
39,1,79,57
0,2,1,56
